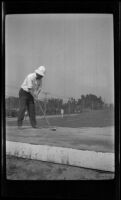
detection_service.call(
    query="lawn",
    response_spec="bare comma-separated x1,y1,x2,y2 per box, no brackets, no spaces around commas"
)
6,155,114,180
6,109,114,128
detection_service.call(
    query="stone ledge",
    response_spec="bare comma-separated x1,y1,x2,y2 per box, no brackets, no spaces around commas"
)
6,141,114,172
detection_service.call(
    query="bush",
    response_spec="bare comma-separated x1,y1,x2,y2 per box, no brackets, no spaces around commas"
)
6,109,18,117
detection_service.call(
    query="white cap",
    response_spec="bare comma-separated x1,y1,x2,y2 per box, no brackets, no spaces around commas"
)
35,66,46,77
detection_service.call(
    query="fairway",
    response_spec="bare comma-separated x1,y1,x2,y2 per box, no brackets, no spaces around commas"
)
6,109,114,128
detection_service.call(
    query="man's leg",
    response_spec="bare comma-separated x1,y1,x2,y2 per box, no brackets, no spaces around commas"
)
27,99,37,128
17,96,27,127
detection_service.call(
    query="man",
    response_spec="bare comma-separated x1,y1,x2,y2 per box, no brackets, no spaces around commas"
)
61,108,64,118
17,66,46,129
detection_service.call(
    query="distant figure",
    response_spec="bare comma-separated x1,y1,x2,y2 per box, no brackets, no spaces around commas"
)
24,110,28,121
17,66,46,129
61,109,64,118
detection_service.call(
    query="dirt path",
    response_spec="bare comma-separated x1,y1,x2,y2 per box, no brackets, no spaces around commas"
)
6,126,114,153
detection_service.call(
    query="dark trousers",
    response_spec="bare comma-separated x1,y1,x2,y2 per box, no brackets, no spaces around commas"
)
17,88,36,127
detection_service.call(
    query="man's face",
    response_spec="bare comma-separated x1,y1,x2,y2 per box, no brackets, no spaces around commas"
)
36,73,43,80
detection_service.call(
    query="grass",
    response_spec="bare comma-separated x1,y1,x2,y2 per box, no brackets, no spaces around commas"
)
6,155,114,180
6,109,114,128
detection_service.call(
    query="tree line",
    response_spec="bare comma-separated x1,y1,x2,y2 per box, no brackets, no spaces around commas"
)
5,94,113,117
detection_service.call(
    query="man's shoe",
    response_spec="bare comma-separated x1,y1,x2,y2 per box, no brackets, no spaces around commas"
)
32,125,40,129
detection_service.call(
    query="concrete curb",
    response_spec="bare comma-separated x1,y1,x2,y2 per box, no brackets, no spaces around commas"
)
6,141,114,172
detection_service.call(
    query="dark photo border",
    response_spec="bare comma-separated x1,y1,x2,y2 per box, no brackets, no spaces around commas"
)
1,1,120,199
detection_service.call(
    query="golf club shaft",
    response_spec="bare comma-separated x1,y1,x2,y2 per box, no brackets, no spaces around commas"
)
36,100,51,127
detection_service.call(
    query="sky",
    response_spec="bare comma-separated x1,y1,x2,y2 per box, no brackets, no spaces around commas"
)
5,14,114,103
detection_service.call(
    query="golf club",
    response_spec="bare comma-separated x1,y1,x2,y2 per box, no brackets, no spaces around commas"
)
36,100,56,131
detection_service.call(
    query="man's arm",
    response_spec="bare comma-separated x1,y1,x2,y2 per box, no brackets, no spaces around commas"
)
37,88,42,96
37,79,42,96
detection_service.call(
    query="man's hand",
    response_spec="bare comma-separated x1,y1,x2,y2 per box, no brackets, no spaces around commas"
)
28,88,38,101
34,94,38,101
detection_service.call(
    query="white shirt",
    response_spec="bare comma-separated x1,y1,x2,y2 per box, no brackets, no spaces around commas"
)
21,73,42,95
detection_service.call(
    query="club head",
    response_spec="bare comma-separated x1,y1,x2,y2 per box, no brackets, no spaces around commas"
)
51,127,56,131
